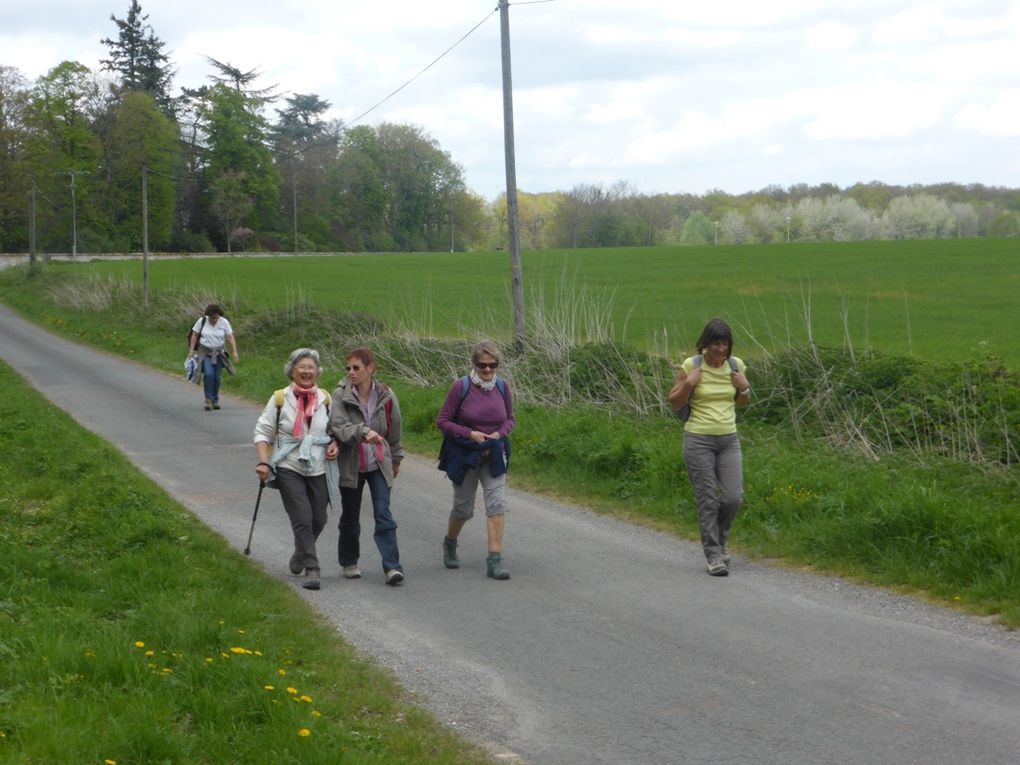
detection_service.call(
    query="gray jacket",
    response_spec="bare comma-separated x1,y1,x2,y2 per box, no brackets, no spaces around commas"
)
328,380,404,488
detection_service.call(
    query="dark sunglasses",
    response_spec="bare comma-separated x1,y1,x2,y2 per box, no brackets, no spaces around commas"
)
475,362,499,370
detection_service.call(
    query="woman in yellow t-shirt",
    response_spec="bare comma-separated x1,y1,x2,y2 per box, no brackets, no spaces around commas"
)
667,319,751,577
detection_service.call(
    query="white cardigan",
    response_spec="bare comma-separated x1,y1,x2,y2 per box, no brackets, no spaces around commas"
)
253,386,332,476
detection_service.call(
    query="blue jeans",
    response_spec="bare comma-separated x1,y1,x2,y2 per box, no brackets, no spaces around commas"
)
201,352,223,402
338,469,401,573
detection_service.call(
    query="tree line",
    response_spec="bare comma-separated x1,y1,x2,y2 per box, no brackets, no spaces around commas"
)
2,1,1019,255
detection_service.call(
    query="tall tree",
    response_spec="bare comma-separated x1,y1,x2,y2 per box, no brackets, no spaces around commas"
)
199,83,280,246
106,91,179,249
101,1,174,114
272,93,341,249
0,66,30,251
26,61,104,251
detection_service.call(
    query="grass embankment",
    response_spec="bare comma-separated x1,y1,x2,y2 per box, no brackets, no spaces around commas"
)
51,239,1020,367
0,361,494,764
2,261,1018,629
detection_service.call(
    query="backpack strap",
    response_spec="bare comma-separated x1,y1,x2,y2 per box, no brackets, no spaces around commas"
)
727,357,738,372
384,397,393,435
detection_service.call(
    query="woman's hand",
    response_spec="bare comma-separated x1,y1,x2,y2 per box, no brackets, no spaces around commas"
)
255,463,271,482
363,428,384,444
731,370,750,393
326,442,339,460
686,367,703,387
469,430,488,443
392,463,400,478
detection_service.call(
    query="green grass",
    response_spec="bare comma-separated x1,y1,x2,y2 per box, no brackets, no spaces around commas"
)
0,361,494,765
54,239,1020,367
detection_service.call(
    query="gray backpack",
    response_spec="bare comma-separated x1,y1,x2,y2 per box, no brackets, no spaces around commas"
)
674,354,738,422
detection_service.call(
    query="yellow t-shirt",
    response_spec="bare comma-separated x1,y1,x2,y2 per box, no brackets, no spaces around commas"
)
681,355,746,435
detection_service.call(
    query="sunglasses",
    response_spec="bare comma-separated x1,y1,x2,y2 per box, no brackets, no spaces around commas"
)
474,362,499,370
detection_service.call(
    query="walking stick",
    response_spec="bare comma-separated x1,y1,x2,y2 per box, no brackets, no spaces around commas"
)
243,481,266,555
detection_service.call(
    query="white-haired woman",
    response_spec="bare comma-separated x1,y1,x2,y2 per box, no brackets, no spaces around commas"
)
436,340,515,580
254,349,339,590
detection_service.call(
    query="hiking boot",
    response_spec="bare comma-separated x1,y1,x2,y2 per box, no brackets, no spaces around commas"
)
342,565,362,579
302,569,321,590
204,399,213,411
212,401,221,410
289,553,303,575
385,569,404,586
707,559,729,577
486,553,510,580
442,536,460,569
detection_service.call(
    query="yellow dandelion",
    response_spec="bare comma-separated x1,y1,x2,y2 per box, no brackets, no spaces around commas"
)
311,710,322,718
254,650,263,656
298,728,311,737
238,629,246,634
134,641,145,648
278,668,287,676
264,685,275,691
205,657,214,664
286,687,298,695
300,695,313,703
145,650,155,657
221,652,230,659
229,647,250,655
105,760,116,764
162,668,173,674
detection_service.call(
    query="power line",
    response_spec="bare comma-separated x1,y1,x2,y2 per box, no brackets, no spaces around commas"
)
348,8,499,126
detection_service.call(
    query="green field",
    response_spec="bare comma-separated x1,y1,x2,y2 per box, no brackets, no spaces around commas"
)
66,239,1020,367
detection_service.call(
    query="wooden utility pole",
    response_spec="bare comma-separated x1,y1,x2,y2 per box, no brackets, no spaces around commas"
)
499,0,526,350
142,166,150,308
29,184,37,269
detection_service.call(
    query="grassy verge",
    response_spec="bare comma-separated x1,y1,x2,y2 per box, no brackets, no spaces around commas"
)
1,265,1018,629
0,361,494,764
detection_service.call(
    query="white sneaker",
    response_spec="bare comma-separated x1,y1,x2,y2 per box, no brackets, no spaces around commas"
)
342,565,362,579
385,569,404,586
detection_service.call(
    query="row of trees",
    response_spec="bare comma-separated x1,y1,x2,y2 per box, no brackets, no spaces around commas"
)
487,181,1020,251
0,1,485,255
2,1,1018,255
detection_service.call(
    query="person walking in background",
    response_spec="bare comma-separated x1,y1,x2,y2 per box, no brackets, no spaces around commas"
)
254,349,339,591
187,303,238,410
668,318,751,577
329,348,406,586
436,340,515,580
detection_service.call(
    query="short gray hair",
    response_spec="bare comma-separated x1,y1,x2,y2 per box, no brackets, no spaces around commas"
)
471,340,502,366
283,348,322,378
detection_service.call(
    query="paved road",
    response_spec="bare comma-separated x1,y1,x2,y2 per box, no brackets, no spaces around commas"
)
2,303,1018,765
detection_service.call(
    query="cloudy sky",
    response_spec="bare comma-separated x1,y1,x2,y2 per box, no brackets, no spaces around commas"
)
3,0,1019,199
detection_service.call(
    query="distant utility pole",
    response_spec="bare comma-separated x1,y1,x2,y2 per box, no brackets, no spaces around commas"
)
29,183,37,269
142,166,150,308
499,0,526,351
58,169,89,258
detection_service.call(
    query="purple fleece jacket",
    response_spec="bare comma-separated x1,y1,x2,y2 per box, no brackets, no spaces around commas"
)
436,379,515,439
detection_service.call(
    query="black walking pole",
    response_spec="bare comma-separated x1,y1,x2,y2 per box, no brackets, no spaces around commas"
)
243,481,266,555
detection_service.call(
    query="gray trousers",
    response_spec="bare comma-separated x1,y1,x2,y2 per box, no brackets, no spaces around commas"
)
452,462,509,521
276,467,329,572
683,432,743,563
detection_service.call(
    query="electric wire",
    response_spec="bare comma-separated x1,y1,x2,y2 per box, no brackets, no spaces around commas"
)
347,8,498,126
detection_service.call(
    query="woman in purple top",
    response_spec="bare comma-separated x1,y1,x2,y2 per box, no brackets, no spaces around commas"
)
436,340,515,580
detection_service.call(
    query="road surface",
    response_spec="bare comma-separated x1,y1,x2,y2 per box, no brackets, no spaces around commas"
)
1,303,1018,765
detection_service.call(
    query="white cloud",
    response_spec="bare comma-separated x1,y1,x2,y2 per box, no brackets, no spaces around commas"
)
2,0,1020,196
954,90,1020,137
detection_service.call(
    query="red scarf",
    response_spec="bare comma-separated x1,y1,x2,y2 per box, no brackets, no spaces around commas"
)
292,385,317,438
